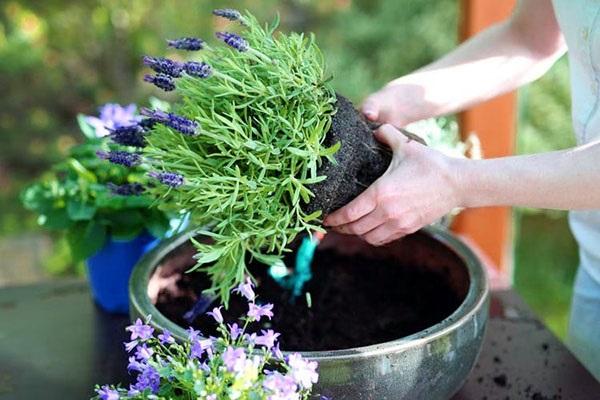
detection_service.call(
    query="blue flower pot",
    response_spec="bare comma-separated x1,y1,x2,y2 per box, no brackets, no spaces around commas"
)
86,232,159,314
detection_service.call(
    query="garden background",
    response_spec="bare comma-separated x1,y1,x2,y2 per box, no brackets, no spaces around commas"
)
0,0,578,338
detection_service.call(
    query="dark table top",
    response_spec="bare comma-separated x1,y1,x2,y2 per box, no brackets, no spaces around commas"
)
0,280,598,400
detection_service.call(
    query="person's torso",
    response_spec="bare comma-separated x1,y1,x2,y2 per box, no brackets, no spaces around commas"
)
551,1,600,281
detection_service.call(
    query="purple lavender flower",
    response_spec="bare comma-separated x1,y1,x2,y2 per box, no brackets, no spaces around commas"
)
108,124,146,147
85,103,138,138
96,385,120,400
212,8,242,21
183,61,212,78
228,322,242,340
287,353,319,389
132,365,160,394
148,171,185,188
107,182,145,196
138,118,157,131
215,32,249,52
142,56,183,77
144,73,176,91
263,372,298,399
233,277,255,301
97,150,141,167
126,319,154,341
158,329,175,345
167,37,205,51
247,303,274,322
141,108,198,136
222,346,247,372
207,306,224,324
255,329,280,350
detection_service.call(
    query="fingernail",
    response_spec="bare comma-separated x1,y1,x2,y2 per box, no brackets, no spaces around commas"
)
364,110,376,120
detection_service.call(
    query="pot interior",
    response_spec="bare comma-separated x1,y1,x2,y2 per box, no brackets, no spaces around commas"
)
148,230,470,351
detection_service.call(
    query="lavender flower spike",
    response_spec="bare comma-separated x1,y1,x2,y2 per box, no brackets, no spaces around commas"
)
215,32,249,52
167,37,205,51
108,124,146,147
107,182,145,196
97,150,141,167
144,74,176,92
212,8,242,21
184,61,212,78
142,56,183,77
141,108,198,136
148,171,185,188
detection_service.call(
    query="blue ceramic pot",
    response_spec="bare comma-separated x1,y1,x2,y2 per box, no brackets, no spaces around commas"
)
87,232,159,313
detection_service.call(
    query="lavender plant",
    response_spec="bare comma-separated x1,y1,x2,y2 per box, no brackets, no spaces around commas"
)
93,279,319,400
97,9,338,302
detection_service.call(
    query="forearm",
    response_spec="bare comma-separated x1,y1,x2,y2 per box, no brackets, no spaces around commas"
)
456,141,600,210
386,1,566,123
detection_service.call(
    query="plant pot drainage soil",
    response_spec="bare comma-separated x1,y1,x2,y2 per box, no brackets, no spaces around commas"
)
153,234,465,351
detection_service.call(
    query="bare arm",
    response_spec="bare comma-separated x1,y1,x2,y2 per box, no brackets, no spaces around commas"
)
362,0,567,126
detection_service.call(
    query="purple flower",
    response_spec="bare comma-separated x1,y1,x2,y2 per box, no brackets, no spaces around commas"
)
132,365,160,394
127,386,141,397
127,356,146,373
247,303,274,322
96,150,141,167
135,344,154,361
126,319,154,341
212,8,242,21
167,37,205,51
215,32,249,52
148,171,185,188
107,182,145,196
187,327,202,342
183,61,212,78
255,329,280,350
108,124,146,147
144,73,176,91
207,306,224,324
141,108,198,136
233,277,255,301
85,103,138,138
263,372,298,399
191,338,213,359
222,346,247,372
287,353,318,389
228,322,243,340
272,343,284,360
124,340,139,353
138,118,157,131
96,385,120,400
206,395,217,400
142,56,183,77
158,329,175,345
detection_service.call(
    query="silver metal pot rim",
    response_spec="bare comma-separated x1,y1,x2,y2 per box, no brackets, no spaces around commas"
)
129,226,488,362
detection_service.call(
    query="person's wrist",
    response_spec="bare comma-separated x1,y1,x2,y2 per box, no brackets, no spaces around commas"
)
447,156,476,209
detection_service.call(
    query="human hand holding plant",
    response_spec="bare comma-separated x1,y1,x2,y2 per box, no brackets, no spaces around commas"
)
323,124,463,245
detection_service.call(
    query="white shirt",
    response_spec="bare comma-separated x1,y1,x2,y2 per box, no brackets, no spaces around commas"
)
552,0,600,283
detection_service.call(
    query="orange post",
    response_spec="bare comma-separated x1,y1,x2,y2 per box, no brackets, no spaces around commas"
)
452,0,517,287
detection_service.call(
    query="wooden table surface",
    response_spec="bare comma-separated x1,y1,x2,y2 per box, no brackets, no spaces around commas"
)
0,280,598,400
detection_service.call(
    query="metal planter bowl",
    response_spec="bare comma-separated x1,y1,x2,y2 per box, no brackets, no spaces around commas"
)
129,227,489,400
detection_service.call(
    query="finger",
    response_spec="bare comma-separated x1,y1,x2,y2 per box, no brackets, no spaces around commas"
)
360,95,381,121
362,221,406,246
334,207,386,236
374,123,405,150
323,185,378,227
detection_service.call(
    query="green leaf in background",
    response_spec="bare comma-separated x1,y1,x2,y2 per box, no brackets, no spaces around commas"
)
77,114,98,140
39,207,73,230
143,209,171,239
66,220,107,261
104,210,145,241
66,198,96,221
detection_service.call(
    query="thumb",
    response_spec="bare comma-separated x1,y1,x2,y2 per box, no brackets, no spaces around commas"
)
361,94,381,121
374,124,405,150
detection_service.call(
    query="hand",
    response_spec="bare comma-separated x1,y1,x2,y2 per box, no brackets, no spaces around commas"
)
323,124,464,246
361,81,426,127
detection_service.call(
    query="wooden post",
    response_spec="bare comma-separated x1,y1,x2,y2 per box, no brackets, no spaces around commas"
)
452,0,517,287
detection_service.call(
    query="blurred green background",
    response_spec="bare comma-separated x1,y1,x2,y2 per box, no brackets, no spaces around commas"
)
0,0,578,339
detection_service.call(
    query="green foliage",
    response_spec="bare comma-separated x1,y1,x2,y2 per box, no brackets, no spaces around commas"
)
144,11,337,302
21,121,171,261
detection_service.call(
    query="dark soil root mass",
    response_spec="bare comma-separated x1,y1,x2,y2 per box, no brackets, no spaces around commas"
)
303,94,393,215
155,245,462,351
